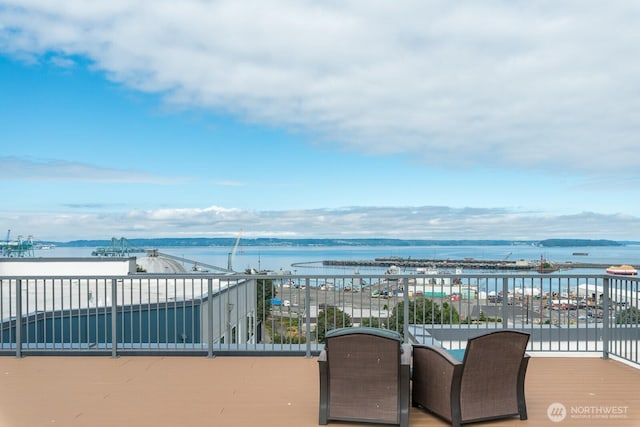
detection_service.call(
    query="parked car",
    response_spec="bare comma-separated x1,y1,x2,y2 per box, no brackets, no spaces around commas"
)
487,294,503,303
318,303,335,310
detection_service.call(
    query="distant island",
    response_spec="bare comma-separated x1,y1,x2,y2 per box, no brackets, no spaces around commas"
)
38,237,633,248
537,239,623,247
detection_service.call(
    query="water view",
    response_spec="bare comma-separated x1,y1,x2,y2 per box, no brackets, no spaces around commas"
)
34,243,640,275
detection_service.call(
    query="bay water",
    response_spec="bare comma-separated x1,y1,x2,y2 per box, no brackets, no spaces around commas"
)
37,244,640,275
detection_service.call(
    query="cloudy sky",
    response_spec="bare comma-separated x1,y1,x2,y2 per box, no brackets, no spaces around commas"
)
1,1,639,242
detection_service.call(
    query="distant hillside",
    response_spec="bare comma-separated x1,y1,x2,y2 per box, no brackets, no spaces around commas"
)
43,238,520,248
538,239,622,247
39,237,633,248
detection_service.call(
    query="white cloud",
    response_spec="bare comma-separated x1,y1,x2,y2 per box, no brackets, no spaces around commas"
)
214,180,245,187
0,156,175,183
49,55,75,68
2,1,640,173
3,205,639,241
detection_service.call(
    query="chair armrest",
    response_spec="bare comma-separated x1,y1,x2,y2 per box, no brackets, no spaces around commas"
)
412,345,463,423
401,343,412,366
417,344,461,365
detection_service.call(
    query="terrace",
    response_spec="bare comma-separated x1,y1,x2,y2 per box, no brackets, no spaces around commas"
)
1,271,639,426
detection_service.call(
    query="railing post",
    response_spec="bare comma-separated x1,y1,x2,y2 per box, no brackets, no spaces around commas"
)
111,278,118,358
501,277,509,329
403,277,409,342
602,276,610,360
305,278,312,358
15,279,22,358
207,278,214,358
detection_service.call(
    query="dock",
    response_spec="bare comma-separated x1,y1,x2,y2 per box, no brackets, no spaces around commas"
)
322,257,615,271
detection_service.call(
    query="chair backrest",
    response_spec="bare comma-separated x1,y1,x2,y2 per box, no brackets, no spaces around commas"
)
460,330,529,420
325,327,402,423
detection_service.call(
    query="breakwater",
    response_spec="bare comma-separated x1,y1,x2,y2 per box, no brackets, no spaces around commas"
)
322,257,613,271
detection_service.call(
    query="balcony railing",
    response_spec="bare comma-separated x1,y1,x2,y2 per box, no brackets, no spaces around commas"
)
1,272,638,365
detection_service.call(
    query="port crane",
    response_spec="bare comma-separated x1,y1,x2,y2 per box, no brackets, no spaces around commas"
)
227,229,243,271
1,230,35,257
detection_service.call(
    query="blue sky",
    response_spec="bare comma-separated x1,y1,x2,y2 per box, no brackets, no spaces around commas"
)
1,1,639,241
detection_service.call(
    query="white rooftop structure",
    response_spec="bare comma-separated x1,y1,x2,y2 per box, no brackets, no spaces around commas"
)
0,257,136,276
136,255,187,273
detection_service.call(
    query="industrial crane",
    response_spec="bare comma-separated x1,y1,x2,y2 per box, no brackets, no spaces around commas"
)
227,229,243,271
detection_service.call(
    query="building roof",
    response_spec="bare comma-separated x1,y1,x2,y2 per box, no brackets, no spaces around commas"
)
137,255,188,273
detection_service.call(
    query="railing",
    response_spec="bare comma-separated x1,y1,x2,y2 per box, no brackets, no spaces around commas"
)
1,272,638,365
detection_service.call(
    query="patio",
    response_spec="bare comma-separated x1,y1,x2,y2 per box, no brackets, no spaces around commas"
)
1,355,639,427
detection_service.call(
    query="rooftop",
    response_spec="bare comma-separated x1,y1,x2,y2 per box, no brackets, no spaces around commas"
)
1,355,639,427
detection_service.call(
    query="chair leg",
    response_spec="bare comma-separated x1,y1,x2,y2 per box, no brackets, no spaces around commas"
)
400,363,410,427
518,355,529,420
319,397,328,425
318,356,329,424
451,404,462,427
400,404,409,427
519,402,528,421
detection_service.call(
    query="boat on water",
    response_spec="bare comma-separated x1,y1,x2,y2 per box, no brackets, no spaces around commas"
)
605,265,638,276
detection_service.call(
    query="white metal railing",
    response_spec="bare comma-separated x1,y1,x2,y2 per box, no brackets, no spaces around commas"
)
1,273,638,364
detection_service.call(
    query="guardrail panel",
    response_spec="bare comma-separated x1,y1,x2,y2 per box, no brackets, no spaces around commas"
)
0,272,637,364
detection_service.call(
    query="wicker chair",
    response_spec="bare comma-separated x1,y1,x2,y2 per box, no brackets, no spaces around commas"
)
318,327,410,427
412,330,530,427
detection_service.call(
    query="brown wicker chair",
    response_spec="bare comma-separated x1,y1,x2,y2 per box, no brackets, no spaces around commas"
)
318,327,410,427
412,330,530,427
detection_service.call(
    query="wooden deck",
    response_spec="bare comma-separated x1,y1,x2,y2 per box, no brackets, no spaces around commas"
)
0,355,639,427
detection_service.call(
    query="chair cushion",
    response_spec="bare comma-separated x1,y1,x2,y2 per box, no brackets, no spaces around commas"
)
447,349,466,361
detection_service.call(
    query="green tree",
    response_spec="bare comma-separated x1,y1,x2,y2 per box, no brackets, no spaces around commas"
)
360,317,387,329
440,301,460,324
255,277,274,320
616,307,640,324
316,307,352,343
389,296,459,335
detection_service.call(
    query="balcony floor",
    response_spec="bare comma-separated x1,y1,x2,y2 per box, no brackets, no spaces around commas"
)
0,355,639,427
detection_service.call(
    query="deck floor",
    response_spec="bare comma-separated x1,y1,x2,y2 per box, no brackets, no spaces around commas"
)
1,355,639,427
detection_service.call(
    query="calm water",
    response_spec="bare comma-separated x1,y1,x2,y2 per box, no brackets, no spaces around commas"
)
37,244,640,275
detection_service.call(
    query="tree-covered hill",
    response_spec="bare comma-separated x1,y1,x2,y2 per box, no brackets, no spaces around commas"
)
38,237,634,248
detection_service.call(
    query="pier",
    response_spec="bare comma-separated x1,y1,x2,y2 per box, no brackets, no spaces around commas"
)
322,257,614,271
91,237,146,257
